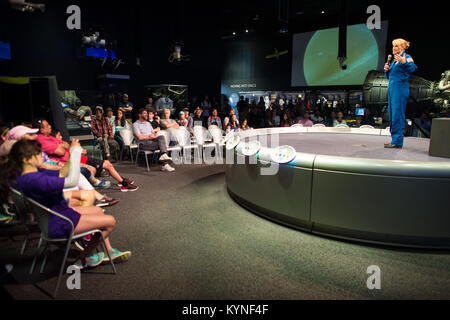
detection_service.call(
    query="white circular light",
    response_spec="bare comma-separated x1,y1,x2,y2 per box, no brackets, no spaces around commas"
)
241,140,261,156
271,145,297,164
226,134,241,150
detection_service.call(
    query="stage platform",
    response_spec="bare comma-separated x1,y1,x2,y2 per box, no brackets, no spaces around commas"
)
225,127,450,249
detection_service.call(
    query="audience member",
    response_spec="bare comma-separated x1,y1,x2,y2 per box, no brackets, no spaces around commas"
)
333,111,348,127
207,108,222,129
310,110,324,124
1,139,130,269
114,108,128,151
155,89,174,115
145,97,154,111
226,114,240,132
361,108,376,127
298,112,314,127
280,112,293,127
412,112,432,137
240,119,250,130
91,106,119,161
325,111,337,127
183,108,194,131
147,108,161,130
33,118,137,191
160,108,180,130
132,108,175,172
178,111,189,127
201,95,211,118
351,116,363,128
192,107,206,127
118,93,133,121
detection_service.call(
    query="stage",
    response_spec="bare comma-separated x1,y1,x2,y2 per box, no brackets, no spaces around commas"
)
226,127,450,249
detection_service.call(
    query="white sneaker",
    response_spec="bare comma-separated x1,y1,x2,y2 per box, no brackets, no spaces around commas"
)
161,164,175,172
159,153,172,161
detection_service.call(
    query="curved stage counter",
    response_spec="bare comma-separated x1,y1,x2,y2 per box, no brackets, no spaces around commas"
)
225,127,450,249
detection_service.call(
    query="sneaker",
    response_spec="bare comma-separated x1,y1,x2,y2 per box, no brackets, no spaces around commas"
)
0,213,11,222
161,164,175,172
102,248,131,263
72,252,105,270
117,177,134,187
74,239,86,251
384,143,402,149
94,195,120,207
120,183,139,192
159,153,172,162
94,179,111,189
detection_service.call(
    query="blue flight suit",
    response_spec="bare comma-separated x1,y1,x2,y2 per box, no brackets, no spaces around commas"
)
385,52,418,146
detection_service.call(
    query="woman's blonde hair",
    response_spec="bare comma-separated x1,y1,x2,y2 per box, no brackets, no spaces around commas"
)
393,38,410,50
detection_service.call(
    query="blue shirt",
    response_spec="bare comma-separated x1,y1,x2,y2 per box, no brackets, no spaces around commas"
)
133,120,153,142
385,52,418,82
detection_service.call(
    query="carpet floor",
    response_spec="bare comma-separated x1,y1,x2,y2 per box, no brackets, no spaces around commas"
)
1,161,450,300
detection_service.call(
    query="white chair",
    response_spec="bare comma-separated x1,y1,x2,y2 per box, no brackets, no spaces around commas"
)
291,123,303,127
207,126,225,163
21,191,116,298
335,124,350,128
360,125,375,129
313,123,326,128
179,126,200,163
119,128,138,163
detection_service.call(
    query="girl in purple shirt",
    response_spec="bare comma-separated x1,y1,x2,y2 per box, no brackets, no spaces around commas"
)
1,139,130,269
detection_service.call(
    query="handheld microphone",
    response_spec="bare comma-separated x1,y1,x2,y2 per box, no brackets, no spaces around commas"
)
387,54,393,65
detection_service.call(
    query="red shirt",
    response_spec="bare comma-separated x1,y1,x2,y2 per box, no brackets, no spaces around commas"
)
37,134,88,164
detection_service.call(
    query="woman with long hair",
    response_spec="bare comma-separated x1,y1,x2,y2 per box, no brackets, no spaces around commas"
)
227,114,240,132
113,108,127,151
0,139,130,269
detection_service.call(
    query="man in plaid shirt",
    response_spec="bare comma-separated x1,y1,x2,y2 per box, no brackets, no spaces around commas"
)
91,106,119,161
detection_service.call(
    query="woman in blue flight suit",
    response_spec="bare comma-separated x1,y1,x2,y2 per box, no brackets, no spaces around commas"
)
384,38,418,148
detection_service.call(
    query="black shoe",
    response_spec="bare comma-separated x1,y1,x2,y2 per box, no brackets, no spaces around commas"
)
384,143,402,149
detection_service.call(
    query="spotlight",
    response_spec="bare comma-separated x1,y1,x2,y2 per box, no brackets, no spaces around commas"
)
321,11,325,14
245,29,249,33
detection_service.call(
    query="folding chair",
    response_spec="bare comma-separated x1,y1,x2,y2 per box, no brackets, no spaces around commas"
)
25,195,116,298
9,188,34,255
313,123,326,128
360,125,375,129
119,128,138,163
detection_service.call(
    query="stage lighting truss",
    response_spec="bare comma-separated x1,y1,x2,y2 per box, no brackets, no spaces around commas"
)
271,145,296,164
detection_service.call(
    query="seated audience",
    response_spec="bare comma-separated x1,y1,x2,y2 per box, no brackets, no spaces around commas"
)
207,108,222,129
1,139,130,269
223,109,237,129
333,111,348,127
192,107,206,127
160,108,180,130
33,118,138,191
178,111,189,127
114,108,128,151
226,114,240,132
91,106,119,161
325,111,337,127
132,108,175,172
240,118,251,130
280,112,293,127
147,107,161,130
118,93,133,121
183,108,194,131
310,110,324,124
361,108,376,127
351,116,363,128
298,112,314,127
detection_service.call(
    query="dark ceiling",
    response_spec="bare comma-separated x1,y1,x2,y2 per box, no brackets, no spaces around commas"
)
219,0,401,37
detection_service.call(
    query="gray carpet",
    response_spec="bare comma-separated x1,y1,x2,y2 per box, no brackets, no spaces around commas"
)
1,161,450,300
251,133,449,162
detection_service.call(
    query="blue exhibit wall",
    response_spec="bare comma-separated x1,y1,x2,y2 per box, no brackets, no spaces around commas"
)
0,0,221,106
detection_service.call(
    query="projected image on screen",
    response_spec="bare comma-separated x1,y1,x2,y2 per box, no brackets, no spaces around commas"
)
291,22,388,87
